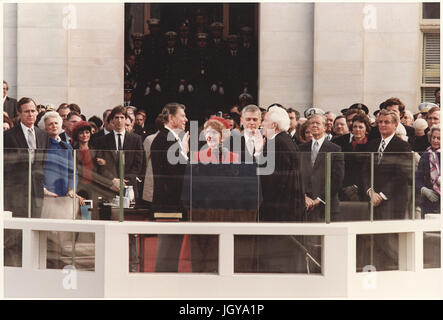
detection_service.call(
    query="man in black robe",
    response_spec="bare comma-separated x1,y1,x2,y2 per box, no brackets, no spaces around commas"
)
254,105,306,273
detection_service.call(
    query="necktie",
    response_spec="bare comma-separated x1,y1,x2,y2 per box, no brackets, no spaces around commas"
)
311,141,319,166
117,133,122,150
377,139,386,164
27,128,36,150
247,138,255,156
27,128,36,163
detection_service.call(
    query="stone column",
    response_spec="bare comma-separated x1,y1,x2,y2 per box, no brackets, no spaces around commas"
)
259,3,314,111
313,3,420,114
16,3,124,119
3,3,18,99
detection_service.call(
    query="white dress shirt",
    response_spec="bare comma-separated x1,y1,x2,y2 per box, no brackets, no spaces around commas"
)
165,125,188,161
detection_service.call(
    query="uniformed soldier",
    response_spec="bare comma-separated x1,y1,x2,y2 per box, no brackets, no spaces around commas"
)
209,22,226,55
189,32,215,123
160,31,181,101
206,22,227,110
175,20,195,108
222,34,245,107
239,26,258,102
192,9,209,37
131,33,145,58
124,54,137,84
124,83,135,107
140,18,164,119
141,18,163,86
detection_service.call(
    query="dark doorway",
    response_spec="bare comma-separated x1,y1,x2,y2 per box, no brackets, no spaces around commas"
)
124,3,259,128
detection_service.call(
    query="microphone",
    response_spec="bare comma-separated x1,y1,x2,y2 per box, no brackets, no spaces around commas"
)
218,142,223,163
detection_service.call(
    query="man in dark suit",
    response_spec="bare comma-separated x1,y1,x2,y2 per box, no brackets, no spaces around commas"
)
363,109,412,220
151,103,190,272
94,105,144,203
3,80,17,119
229,104,262,163
59,111,82,145
298,113,344,273
299,114,344,222
90,109,113,148
368,98,415,144
4,97,49,266
331,108,360,150
287,108,300,144
361,109,412,271
253,106,306,273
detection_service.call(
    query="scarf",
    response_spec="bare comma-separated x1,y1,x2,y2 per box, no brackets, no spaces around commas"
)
426,146,441,195
351,136,367,151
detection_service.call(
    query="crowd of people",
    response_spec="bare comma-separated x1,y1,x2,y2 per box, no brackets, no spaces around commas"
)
124,16,258,126
3,76,441,271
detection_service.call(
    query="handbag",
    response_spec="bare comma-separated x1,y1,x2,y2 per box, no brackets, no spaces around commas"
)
41,196,81,220
40,196,81,269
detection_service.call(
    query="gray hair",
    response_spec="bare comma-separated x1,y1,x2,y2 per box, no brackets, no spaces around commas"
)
267,106,290,132
428,124,440,143
308,113,327,126
241,104,261,118
38,111,63,133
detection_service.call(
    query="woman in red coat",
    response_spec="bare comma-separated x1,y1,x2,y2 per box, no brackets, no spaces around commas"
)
192,117,239,163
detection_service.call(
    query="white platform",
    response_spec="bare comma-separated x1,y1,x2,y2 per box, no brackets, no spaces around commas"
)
3,217,442,299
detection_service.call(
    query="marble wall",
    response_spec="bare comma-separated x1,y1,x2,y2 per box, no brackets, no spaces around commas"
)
259,3,315,113
3,3,17,100
16,3,124,119
260,3,422,115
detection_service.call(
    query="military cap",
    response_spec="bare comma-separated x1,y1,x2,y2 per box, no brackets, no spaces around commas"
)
417,102,439,114
131,33,144,41
304,107,325,118
196,33,208,40
45,104,56,112
165,31,177,40
341,103,369,115
238,92,253,101
227,34,239,43
147,18,160,26
210,22,224,30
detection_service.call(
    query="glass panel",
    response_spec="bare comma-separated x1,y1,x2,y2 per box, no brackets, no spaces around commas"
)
46,231,95,271
234,235,322,274
371,152,414,221
4,148,33,218
187,162,259,222
300,151,341,223
335,152,371,222
423,2,440,19
423,231,441,269
4,229,22,267
74,149,146,221
132,234,218,273
356,234,399,272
